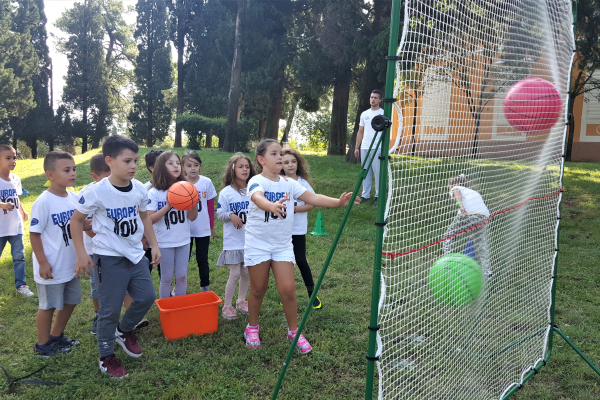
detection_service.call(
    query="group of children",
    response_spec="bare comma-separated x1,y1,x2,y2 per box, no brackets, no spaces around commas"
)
0,137,357,379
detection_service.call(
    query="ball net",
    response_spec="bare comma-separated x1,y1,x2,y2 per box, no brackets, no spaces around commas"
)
377,0,574,399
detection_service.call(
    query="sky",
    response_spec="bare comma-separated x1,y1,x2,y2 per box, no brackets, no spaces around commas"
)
44,0,138,110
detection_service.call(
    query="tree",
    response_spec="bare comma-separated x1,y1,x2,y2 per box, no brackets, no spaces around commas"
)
10,0,52,158
0,0,37,121
129,0,173,147
223,0,246,152
56,0,109,153
566,0,600,160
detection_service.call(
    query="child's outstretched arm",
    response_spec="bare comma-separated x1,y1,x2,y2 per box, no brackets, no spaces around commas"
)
71,210,93,279
251,192,289,219
298,191,360,208
451,188,467,214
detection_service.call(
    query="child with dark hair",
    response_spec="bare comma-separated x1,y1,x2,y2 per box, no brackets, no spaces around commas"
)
0,144,32,296
148,151,198,298
141,149,164,276
30,151,91,357
183,150,217,292
71,135,160,378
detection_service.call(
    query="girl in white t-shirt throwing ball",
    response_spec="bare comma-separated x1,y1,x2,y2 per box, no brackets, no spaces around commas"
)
280,148,322,309
148,152,198,298
444,174,492,277
244,139,359,353
217,153,256,320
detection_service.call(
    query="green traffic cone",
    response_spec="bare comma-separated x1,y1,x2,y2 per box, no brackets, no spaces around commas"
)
310,211,328,235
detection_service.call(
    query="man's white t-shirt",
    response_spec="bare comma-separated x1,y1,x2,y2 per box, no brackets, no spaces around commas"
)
0,173,23,236
451,186,490,216
359,108,385,150
292,177,314,235
79,183,95,255
189,176,217,238
246,175,307,253
29,190,79,285
76,178,149,264
148,187,192,248
217,185,249,251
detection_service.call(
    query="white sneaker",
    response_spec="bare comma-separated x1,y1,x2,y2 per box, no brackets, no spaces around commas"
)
16,285,34,297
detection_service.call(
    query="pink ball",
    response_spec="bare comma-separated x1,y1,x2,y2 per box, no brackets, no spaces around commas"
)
503,77,563,133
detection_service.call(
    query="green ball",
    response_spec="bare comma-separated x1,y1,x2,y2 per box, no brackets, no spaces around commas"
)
428,253,483,306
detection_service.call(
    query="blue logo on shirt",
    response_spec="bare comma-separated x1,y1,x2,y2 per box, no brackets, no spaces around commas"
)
217,203,221,209
365,116,370,120
249,183,259,191
79,196,85,204
31,218,39,226
148,199,152,204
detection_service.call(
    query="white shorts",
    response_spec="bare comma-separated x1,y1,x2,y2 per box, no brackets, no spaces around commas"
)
243,246,295,267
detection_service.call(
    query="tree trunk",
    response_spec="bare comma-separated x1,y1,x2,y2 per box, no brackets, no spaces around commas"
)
224,0,246,152
27,137,37,159
174,0,186,148
565,96,575,161
346,0,389,163
329,62,352,156
265,80,284,140
281,99,297,145
47,135,54,152
206,130,213,148
82,107,88,153
259,118,266,139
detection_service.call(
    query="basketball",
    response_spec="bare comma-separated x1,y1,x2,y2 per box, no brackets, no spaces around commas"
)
503,77,562,133
167,181,199,211
428,253,483,306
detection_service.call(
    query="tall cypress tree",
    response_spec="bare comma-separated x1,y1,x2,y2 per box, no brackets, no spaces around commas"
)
11,0,52,158
129,0,173,147
56,0,108,153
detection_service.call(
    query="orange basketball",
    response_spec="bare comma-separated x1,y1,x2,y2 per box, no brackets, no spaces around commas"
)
167,181,199,211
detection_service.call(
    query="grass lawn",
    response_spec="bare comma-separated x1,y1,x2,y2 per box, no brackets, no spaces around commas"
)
0,149,599,399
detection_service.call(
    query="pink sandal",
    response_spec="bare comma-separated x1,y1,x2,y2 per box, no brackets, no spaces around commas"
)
244,325,260,348
288,329,312,354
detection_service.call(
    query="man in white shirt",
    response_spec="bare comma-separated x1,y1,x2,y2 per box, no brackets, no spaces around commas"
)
354,90,384,202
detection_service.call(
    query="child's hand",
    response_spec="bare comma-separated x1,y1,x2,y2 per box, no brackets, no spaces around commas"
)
39,261,54,280
74,255,93,279
230,213,243,229
141,237,149,251
211,227,216,239
459,205,467,215
151,247,161,267
0,202,14,211
338,192,360,207
270,195,289,219
21,210,28,222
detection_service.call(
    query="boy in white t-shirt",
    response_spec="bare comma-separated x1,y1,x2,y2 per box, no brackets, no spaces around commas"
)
0,144,33,297
354,90,385,202
71,136,160,379
30,151,92,357
443,174,492,276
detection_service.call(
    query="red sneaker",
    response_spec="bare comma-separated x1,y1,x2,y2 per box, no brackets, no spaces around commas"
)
115,328,142,358
99,356,129,378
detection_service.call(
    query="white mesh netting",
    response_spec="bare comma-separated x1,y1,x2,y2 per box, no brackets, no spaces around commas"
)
378,0,574,399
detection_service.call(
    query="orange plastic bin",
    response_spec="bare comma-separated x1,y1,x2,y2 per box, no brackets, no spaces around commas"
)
155,291,223,341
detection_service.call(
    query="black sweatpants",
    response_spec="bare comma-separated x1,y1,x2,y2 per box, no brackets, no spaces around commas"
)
190,236,210,287
292,234,315,294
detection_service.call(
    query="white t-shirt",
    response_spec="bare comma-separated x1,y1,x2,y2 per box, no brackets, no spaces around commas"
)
0,173,23,237
29,190,79,285
359,108,385,150
76,178,149,264
189,176,217,238
292,177,314,235
451,186,490,216
246,175,307,252
143,180,152,190
79,183,95,255
217,185,249,251
148,187,192,248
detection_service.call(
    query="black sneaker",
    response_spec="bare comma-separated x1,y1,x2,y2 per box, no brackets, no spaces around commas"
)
90,315,99,335
34,341,71,358
50,333,80,347
312,296,322,310
359,197,370,205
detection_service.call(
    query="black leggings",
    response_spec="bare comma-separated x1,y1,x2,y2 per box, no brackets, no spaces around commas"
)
144,248,160,277
292,235,314,294
190,236,210,287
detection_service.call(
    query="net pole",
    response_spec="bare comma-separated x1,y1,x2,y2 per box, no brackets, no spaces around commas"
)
365,0,402,399
270,135,382,400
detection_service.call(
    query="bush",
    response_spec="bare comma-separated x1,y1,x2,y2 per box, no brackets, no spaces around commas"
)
176,114,256,152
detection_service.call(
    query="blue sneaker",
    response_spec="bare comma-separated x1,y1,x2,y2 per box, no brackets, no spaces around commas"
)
34,341,71,358
50,333,80,347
